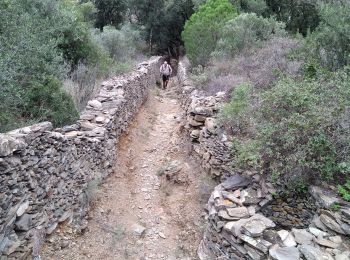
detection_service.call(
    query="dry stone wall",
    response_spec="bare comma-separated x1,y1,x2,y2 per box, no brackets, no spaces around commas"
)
0,57,161,259
177,58,350,260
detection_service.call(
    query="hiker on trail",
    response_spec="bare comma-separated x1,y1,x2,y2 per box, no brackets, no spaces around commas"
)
160,61,172,89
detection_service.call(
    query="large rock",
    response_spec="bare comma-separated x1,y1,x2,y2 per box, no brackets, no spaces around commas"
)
278,230,296,247
299,245,334,260
309,227,328,238
87,100,102,110
269,245,300,260
0,135,26,156
222,175,250,190
79,121,96,131
314,238,339,249
292,229,314,245
239,234,272,254
309,186,339,208
2,233,21,256
225,214,275,237
242,216,275,237
226,207,250,219
320,214,345,235
205,118,218,134
15,214,33,231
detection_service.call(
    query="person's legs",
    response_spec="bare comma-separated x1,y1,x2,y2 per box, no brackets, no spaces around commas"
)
164,75,170,89
162,75,167,89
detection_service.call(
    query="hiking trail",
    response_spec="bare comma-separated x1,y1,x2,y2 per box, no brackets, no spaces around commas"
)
42,80,215,260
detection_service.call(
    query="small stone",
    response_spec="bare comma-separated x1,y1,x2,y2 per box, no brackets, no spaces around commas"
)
278,230,296,247
190,130,200,139
131,223,146,238
95,116,105,123
158,232,166,239
16,201,29,217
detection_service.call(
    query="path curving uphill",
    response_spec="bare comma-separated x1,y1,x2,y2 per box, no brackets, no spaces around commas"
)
42,80,215,259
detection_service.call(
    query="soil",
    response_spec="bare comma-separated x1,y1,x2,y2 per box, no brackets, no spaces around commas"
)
41,80,216,260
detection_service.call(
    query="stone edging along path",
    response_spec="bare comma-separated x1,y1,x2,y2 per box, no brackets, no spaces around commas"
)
0,57,162,259
177,57,350,260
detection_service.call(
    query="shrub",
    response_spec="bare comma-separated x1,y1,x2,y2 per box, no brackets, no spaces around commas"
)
91,24,144,62
182,0,238,66
214,13,286,58
25,77,79,128
236,68,350,187
338,180,350,201
221,83,253,134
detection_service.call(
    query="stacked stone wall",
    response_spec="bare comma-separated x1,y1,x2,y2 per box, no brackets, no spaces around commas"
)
0,57,161,259
177,58,350,260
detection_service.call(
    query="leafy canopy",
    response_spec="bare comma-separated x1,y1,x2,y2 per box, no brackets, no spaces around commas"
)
182,0,238,65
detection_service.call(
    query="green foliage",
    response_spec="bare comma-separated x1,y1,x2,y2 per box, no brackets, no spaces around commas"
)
128,0,194,55
338,180,350,201
306,3,350,70
94,0,127,30
26,77,79,127
182,0,238,65
221,83,252,133
330,203,340,212
226,67,350,187
92,24,144,62
239,0,267,15
265,0,320,36
214,13,286,58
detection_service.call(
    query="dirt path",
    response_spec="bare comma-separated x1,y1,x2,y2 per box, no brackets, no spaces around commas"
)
42,80,215,260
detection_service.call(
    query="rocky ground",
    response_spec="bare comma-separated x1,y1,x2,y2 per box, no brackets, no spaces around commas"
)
41,80,216,259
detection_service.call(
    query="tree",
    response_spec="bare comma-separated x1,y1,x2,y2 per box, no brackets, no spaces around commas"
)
182,0,238,65
94,0,127,30
127,0,194,55
265,0,320,36
308,2,350,70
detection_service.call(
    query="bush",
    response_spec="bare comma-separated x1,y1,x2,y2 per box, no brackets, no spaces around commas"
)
230,68,350,187
214,13,286,58
26,77,79,128
91,24,145,62
190,37,302,95
182,0,238,66
221,83,253,134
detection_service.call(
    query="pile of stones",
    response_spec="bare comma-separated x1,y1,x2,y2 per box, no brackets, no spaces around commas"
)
201,175,350,260
177,59,233,179
0,57,161,259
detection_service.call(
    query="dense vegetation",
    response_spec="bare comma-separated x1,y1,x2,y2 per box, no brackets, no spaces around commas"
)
183,0,350,190
0,0,194,132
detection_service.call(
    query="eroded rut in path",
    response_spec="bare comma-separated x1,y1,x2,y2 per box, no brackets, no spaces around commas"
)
43,81,215,260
